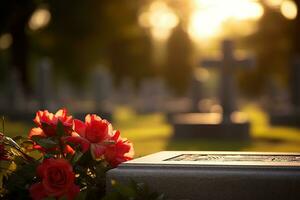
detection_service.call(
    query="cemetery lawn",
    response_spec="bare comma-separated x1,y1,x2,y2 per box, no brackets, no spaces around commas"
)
3,105,300,158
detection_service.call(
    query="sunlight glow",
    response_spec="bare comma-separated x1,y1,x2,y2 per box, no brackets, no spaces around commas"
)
0,34,12,50
280,0,298,20
264,0,283,8
189,0,264,41
29,8,51,31
139,1,179,41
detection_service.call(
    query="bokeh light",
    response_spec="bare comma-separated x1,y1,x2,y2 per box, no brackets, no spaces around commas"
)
0,33,13,50
138,1,179,41
264,0,283,8
280,0,298,20
188,0,264,41
29,8,51,31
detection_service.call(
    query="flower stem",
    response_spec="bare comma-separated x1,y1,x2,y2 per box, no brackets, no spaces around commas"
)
2,116,4,134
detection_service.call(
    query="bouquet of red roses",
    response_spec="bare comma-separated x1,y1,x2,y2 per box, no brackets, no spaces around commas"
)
0,108,134,200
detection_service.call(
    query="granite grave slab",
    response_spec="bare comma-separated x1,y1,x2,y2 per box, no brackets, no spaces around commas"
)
107,151,300,200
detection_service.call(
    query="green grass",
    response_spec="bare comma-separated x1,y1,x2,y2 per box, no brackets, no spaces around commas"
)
115,105,300,157
3,105,300,158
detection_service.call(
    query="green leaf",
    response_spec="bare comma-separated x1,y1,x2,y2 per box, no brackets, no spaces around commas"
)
72,151,84,165
5,162,39,199
43,197,56,200
102,180,167,200
12,136,25,142
74,190,87,200
58,196,68,200
31,136,58,149
56,121,66,137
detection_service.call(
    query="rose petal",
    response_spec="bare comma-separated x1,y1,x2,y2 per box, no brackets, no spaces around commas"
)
63,136,90,153
29,127,46,139
66,184,80,200
90,143,106,160
55,108,67,118
73,119,86,138
29,183,47,200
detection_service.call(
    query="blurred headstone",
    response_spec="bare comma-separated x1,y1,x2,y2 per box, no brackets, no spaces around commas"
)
201,40,254,122
136,78,168,113
189,70,208,113
36,58,54,110
8,68,26,112
0,68,34,122
72,67,113,121
270,57,300,127
116,78,135,105
92,67,113,109
172,40,254,140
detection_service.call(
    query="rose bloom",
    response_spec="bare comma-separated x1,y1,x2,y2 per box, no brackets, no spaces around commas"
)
28,109,74,152
63,133,90,154
29,109,73,138
29,158,79,200
73,114,114,159
104,130,134,167
73,114,134,166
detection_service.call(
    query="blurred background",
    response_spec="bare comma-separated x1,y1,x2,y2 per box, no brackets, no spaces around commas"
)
1,0,300,157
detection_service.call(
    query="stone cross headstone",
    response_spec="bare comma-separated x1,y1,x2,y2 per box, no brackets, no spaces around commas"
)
201,40,254,123
170,40,254,140
36,58,53,110
107,151,300,200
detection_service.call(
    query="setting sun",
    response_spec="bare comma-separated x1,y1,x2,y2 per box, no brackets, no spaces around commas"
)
139,1,179,41
188,0,264,41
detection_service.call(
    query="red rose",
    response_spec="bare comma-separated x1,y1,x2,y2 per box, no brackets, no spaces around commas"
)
28,109,74,152
104,130,134,167
29,158,79,200
31,109,73,137
73,114,113,159
63,133,90,153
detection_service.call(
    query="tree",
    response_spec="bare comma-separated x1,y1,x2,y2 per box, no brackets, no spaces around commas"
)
0,0,37,94
164,24,193,95
239,5,293,97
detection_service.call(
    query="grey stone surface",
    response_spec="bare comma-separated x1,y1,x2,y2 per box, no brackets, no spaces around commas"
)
107,151,300,200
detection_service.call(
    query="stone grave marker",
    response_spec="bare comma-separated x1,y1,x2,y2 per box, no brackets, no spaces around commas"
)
200,40,254,123
8,68,25,112
36,58,54,110
270,56,300,127
91,67,113,107
107,151,300,200
116,78,135,106
189,69,207,113
72,67,113,121
0,68,35,122
136,78,168,113
171,40,254,140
